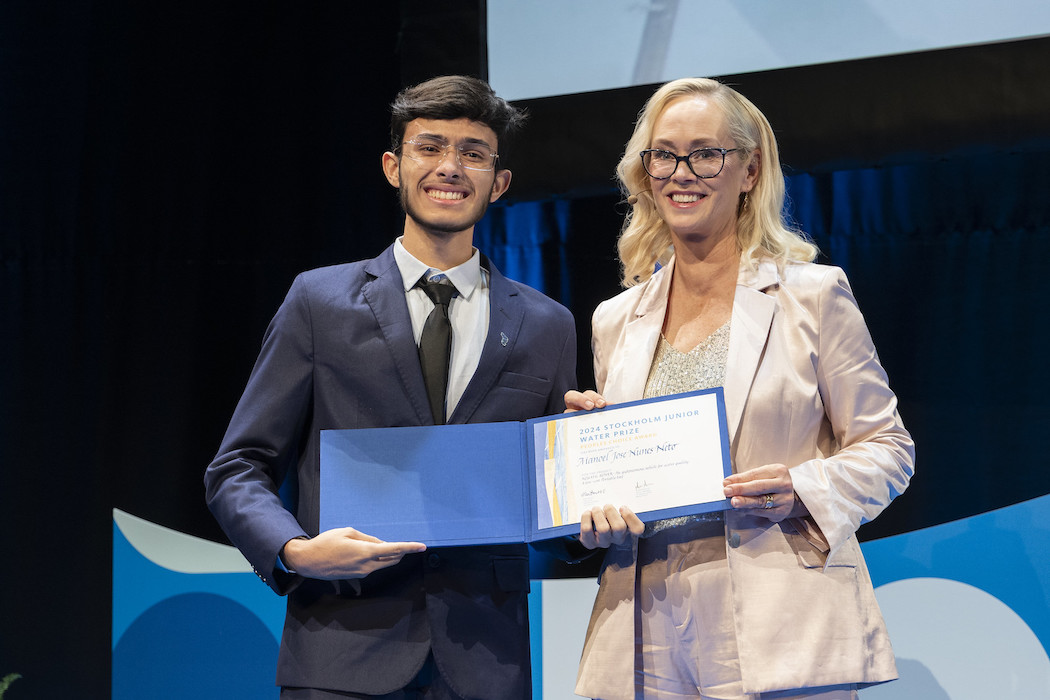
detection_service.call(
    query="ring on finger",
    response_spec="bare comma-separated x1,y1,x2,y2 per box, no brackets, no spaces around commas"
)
763,493,775,509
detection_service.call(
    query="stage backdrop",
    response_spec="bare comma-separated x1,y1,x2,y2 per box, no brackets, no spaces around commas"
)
3,0,1049,696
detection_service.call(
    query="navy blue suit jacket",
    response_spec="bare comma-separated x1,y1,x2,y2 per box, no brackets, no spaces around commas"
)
204,245,577,698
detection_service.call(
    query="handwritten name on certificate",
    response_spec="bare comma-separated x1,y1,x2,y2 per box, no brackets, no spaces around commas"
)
535,390,730,527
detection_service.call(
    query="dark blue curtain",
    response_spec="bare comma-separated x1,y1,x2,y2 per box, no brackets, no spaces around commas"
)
476,199,574,302
789,152,1050,538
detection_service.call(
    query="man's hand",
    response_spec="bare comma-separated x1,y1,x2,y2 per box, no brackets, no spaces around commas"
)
281,528,427,580
579,504,644,549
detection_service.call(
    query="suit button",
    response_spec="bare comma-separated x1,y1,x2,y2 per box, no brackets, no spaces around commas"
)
728,531,741,548
427,553,441,568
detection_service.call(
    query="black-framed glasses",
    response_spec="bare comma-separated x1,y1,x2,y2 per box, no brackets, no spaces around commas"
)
640,147,742,179
401,139,500,171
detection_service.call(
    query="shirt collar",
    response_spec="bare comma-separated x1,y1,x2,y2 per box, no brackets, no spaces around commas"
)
393,237,483,300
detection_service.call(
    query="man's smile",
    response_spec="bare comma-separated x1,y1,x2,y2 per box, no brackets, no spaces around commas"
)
425,187,467,201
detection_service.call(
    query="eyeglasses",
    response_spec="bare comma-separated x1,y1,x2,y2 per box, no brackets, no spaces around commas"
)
400,139,500,171
640,147,742,179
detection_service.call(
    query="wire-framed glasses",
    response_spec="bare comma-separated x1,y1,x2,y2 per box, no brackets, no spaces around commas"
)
640,147,742,179
401,139,500,171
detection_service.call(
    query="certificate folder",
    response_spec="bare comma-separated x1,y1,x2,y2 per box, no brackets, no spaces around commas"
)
320,389,732,547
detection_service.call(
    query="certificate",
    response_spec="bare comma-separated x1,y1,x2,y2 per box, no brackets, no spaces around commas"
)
531,389,731,531
320,389,731,546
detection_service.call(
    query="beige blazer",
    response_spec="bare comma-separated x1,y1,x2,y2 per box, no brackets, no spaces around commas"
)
575,257,915,698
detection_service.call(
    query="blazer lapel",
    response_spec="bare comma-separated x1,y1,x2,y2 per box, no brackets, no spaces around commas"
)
724,260,779,443
610,263,674,402
447,256,519,424
362,248,433,425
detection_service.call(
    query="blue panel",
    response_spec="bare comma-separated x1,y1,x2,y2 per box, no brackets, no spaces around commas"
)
863,493,1050,655
112,519,285,646
112,593,279,700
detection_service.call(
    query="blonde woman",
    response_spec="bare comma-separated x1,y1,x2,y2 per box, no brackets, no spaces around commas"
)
567,78,914,700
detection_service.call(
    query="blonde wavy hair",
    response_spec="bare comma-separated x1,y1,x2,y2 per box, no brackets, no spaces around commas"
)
616,78,817,286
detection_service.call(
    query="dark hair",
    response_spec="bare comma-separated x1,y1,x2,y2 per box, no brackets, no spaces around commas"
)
389,75,527,162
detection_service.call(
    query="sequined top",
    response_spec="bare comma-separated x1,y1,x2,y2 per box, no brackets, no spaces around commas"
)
640,320,730,537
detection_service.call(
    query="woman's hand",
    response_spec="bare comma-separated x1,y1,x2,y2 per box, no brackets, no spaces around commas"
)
723,463,808,522
564,389,607,413
579,505,644,549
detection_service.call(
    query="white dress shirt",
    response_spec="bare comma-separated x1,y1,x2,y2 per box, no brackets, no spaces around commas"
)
393,238,489,419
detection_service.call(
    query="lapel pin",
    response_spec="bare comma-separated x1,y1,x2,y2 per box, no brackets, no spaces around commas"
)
500,332,509,347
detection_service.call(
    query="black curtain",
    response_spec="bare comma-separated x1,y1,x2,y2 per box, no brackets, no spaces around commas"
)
1,2,405,696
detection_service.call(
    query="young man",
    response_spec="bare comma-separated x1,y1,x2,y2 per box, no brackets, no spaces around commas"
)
204,75,577,699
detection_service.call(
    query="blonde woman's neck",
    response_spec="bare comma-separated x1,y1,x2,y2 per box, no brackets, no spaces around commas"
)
670,232,741,294
662,239,739,353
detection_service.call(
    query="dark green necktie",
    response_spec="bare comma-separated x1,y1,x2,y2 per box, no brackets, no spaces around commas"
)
417,277,457,424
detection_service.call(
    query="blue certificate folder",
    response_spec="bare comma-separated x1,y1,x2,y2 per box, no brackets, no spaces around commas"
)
320,389,732,547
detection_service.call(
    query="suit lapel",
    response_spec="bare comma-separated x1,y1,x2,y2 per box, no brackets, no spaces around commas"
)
724,260,779,443
362,248,433,425
609,264,673,402
449,256,520,423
